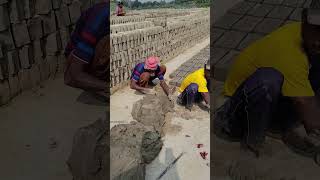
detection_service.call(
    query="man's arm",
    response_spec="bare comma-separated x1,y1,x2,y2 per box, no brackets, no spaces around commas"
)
130,79,151,93
201,92,210,105
64,54,107,92
160,80,170,96
292,96,320,133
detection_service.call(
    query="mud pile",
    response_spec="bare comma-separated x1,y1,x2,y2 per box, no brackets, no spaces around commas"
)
110,93,174,180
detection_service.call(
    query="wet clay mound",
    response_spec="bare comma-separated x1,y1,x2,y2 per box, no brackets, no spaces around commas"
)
131,94,174,134
110,121,162,180
111,94,173,180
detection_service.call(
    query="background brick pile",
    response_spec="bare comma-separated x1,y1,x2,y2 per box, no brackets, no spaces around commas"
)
0,0,104,105
110,8,210,93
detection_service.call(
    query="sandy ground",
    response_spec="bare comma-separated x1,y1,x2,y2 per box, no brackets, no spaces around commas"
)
0,74,106,180
110,38,210,180
213,133,320,180
212,86,320,179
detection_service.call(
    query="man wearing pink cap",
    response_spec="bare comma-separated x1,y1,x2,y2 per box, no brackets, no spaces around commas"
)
130,56,171,97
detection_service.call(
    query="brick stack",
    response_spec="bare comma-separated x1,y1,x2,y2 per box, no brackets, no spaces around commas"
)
0,0,104,105
110,9,210,93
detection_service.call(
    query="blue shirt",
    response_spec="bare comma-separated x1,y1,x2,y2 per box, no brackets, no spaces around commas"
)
64,2,109,64
131,63,164,81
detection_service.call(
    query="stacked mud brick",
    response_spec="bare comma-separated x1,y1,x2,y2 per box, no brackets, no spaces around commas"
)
169,46,210,87
110,9,210,93
0,0,104,105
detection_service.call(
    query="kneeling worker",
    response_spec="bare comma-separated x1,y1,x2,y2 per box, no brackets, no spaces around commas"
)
130,56,172,99
177,62,210,111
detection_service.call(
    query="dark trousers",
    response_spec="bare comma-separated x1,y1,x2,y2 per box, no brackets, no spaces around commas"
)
178,83,203,107
215,67,300,145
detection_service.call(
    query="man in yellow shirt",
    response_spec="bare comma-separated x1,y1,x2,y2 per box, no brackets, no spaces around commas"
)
177,62,210,111
214,8,320,158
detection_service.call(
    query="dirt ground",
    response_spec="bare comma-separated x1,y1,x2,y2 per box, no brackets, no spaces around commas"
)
0,74,106,180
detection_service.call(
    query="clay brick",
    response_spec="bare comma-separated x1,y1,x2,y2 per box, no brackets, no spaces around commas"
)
237,33,263,50
6,50,19,75
8,75,21,97
46,55,58,78
45,32,58,55
62,0,73,5
41,11,56,36
227,1,256,15
0,64,3,80
0,44,3,58
232,16,262,32
35,0,52,14
18,69,32,90
267,6,294,19
0,0,8,5
9,0,22,23
214,50,240,82
310,0,320,8
214,30,247,49
0,30,15,50
0,80,10,105
247,4,274,17
19,45,31,69
52,0,62,9
254,18,283,34
29,64,41,87
59,28,70,49
39,60,50,81
246,0,263,2
12,21,30,47
283,0,305,7
289,8,302,21
31,40,43,64
18,0,31,19
0,5,10,31
79,0,90,11
263,0,284,5
212,28,225,43
28,15,43,40
57,54,66,74
304,0,313,8
212,47,229,64
214,13,243,29
69,0,81,24
55,5,71,28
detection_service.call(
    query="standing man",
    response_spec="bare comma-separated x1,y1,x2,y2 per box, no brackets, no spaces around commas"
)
177,62,210,111
214,8,320,158
116,2,126,16
130,56,172,99
64,1,109,98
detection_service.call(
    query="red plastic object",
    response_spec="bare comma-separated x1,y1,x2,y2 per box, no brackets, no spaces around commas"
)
200,151,208,160
197,144,204,148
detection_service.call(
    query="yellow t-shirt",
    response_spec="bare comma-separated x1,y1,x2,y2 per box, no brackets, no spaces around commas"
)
179,68,209,93
224,22,314,97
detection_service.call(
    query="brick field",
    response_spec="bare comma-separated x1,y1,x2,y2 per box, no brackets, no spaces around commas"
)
110,8,210,93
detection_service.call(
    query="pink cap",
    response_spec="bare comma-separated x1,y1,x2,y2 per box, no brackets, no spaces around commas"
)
144,56,159,70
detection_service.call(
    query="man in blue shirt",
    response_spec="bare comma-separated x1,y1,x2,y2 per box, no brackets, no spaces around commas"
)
64,1,109,97
130,56,173,98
